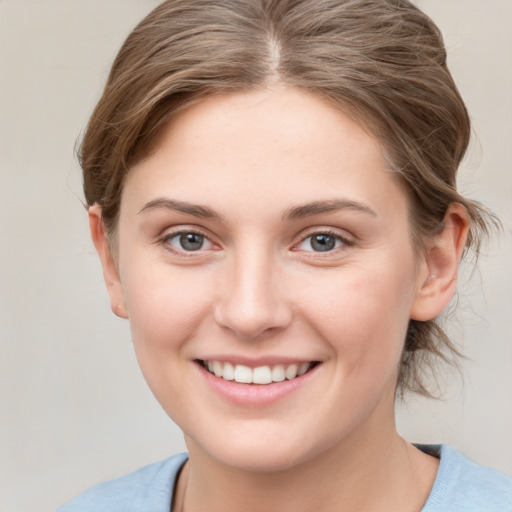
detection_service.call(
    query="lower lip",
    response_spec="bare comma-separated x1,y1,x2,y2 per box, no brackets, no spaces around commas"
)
196,363,319,407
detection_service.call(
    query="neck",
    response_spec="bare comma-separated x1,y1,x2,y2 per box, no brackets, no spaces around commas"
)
177,414,438,512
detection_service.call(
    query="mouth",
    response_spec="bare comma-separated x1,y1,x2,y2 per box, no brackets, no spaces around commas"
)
198,360,319,385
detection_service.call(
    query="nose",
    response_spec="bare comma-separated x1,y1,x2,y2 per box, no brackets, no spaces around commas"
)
213,246,293,339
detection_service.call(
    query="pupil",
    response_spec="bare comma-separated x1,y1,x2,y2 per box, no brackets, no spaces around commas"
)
311,234,335,252
180,233,203,251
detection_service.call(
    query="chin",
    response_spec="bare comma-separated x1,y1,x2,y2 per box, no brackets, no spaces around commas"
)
184,419,343,475
206,443,314,474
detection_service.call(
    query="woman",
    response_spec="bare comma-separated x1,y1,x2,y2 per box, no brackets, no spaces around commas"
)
57,0,512,510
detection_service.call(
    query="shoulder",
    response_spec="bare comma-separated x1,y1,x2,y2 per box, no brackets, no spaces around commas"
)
420,444,512,512
55,452,188,512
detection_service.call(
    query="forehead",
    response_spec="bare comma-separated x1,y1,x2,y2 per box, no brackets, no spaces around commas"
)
124,87,406,219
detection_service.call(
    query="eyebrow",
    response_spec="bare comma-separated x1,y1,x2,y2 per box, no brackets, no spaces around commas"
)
138,197,377,221
282,199,377,220
138,198,223,220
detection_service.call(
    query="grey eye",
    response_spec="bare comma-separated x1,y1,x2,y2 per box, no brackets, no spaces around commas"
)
310,234,337,252
164,230,215,254
297,233,344,253
178,233,204,251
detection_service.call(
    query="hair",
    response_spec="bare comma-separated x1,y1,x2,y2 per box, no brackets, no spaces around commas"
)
80,0,496,397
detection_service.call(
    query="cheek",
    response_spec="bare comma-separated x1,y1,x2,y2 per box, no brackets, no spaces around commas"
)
297,257,416,370
119,264,216,417
120,258,215,353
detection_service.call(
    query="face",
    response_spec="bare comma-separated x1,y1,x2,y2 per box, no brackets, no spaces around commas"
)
107,87,432,472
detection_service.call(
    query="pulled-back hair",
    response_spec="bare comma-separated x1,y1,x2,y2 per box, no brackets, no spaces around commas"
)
80,0,495,396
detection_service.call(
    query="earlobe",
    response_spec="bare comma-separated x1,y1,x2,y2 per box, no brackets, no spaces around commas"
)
88,205,128,319
410,203,469,321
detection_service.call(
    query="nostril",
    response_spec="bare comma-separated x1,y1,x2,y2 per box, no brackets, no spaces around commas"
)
212,261,293,338
214,299,293,339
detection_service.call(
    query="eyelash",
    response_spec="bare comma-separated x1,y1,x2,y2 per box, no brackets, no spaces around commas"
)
158,228,354,256
295,229,354,254
159,228,216,256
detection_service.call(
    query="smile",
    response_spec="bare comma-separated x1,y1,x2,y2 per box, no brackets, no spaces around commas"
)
201,360,316,385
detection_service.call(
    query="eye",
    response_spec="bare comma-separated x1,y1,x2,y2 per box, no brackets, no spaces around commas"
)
297,232,346,253
164,231,214,252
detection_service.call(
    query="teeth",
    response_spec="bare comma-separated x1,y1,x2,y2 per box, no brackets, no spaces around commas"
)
223,362,235,381
253,366,272,384
213,361,223,378
285,364,298,380
297,362,310,376
271,364,285,382
234,364,252,383
203,360,313,384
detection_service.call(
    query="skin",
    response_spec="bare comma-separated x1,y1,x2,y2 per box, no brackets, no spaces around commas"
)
90,87,468,512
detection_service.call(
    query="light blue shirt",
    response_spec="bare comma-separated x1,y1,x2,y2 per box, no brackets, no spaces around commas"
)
56,445,512,511
419,445,511,511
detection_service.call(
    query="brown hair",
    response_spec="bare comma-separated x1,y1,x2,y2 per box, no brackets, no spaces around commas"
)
80,0,495,396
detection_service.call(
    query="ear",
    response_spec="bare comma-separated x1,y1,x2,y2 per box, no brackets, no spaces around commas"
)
88,205,128,319
410,203,469,321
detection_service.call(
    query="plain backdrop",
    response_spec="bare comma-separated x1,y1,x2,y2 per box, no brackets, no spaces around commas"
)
0,1,511,511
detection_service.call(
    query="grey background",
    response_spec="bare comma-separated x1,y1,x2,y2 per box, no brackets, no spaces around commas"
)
0,1,510,511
